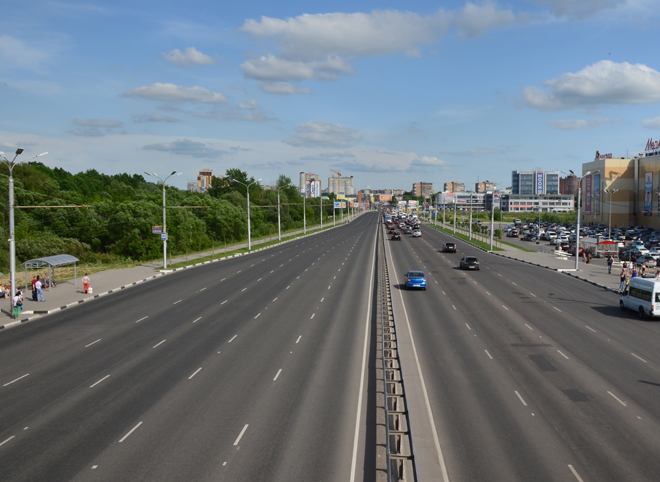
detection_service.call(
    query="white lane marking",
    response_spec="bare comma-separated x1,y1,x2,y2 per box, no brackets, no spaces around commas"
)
280,264,284,267
257,278,262,282
135,316,148,323
251,264,254,267
241,288,247,292
310,313,315,319
631,352,648,363
334,276,336,279
486,291,491,296
512,282,517,286
515,391,528,406
435,280,438,284
297,276,300,279
270,270,274,273
254,313,261,319
0,436,15,447
273,369,282,381
465,323,472,330
193,317,201,323
233,424,249,446
320,298,324,302
473,280,477,284
452,305,456,310
221,278,226,281
153,340,166,348
119,421,143,443
554,306,562,312
502,305,508,310
3,374,29,387
85,339,101,348
237,270,242,273
305,269,308,272
228,335,237,343
607,391,627,406
568,464,585,482
442,291,446,295
529,292,536,297
328,285,331,289
557,350,569,360
498,274,502,277
173,300,182,304
296,336,302,343
189,368,202,380
273,297,278,302
485,350,493,360
90,375,110,388
221,300,228,305
525,324,534,331
383,232,449,482
200,287,206,291
585,326,597,333
286,285,290,290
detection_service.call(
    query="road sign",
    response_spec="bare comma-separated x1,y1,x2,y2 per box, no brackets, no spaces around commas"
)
161,233,168,241
153,225,163,234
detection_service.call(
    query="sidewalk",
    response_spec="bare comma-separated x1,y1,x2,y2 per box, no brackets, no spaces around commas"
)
1,215,358,330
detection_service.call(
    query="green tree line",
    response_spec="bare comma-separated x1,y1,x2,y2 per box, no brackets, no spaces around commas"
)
0,163,340,270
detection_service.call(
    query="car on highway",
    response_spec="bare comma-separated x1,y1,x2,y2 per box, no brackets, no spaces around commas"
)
391,231,401,240
403,226,412,234
412,229,422,237
405,271,427,290
442,242,457,253
459,256,480,270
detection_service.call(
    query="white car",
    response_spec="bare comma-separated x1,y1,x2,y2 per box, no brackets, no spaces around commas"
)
412,230,422,237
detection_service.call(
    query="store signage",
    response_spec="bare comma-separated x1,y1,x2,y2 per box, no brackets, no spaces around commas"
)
536,172,544,195
595,151,612,159
646,138,660,151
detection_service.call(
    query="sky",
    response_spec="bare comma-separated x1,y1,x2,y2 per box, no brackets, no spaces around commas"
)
1,0,660,192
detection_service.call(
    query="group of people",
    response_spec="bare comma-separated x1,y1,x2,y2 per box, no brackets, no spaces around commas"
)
6,273,91,320
618,260,660,292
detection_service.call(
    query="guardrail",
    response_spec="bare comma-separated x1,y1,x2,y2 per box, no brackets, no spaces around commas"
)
377,220,419,481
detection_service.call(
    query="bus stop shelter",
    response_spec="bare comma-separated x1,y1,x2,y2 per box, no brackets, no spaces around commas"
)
21,254,79,292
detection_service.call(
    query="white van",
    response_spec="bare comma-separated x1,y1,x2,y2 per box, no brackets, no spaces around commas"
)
620,278,660,318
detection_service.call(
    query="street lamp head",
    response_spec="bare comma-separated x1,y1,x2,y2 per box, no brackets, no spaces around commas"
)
173,172,182,177
171,170,177,176
15,148,24,155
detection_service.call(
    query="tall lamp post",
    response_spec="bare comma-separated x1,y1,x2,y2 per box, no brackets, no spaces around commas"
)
469,191,473,240
604,188,619,240
231,178,261,251
570,169,596,271
145,171,181,269
1,149,48,296
277,186,282,241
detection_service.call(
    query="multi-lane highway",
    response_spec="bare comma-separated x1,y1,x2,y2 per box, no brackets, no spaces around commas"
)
385,221,660,481
0,213,379,482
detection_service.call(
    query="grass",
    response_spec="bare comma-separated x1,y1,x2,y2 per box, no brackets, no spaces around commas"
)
426,224,507,252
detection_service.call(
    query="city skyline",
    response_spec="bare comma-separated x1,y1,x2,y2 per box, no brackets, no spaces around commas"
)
2,1,659,192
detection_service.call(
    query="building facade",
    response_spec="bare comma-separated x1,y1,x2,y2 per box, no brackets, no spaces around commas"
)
511,170,560,195
475,181,497,193
197,169,213,193
328,176,355,197
444,182,465,193
413,182,434,198
299,172,321,195
501,194,574,213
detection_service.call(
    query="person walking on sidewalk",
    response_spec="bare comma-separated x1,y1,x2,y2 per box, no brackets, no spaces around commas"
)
607,256,613,274
12,290,22,319
31,276,37,301
35,276,45,302
82,273,90,294
641,264,647,278
619,269,627,292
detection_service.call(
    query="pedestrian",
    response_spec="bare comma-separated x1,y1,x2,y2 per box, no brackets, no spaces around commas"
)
35,276,45,302
587,252,592,264
31,276,37,301
641,264,647,278
632,266,638,279
656,269,660,280
12,290,22,319
82,273,90,294
619,269,627,292
607,256,613,274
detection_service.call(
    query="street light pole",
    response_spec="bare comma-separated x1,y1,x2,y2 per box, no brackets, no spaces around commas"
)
277,187,281,241
145,171,181,269
469,192,473,240
0,149,48,296
231,178,261,251
571,169,594,271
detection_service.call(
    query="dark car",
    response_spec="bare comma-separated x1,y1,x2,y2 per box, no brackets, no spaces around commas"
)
443,242,457,253
405,271,427,290
388,227,397,234
391,232,401,240
459,256,480,270
403,226,412,234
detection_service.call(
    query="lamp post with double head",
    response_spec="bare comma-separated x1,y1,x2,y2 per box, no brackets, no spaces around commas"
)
144,171,181,269
0,149,48,296
570,169,596,270
231,178,261,251
604,188,619,240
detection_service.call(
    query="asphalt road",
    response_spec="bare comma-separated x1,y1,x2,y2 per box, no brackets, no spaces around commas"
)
0,212,380,482
385,221,660,481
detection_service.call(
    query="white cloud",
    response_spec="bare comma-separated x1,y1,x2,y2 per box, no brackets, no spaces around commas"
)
143,138,227,158
642,117,660,129
259,81,311,95
122,83,227,104
283,120,362,148
241,55,315,81
454,1,520,39
237,99,260,109
407,156,450,171
73,118,124,128
162,47,218,67
528,0,626,19
0,34,49,71
68,128,104,137
523,61,660,111
132,113,182,123
547,117,620,130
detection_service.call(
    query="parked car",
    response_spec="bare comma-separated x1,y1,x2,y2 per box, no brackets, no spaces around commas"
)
460,256,480,270
635,255,657,268
442,242,457,253
405,271,427,290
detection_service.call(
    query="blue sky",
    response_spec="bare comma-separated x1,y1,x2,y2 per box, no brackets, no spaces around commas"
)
1,0,659,192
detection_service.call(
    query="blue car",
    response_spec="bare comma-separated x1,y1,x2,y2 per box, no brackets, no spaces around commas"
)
405,271,427,290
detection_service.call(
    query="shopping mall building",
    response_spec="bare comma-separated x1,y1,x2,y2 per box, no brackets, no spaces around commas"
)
581,138,660,229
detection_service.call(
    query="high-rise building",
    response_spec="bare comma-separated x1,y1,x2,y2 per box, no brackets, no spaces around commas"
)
300,172,321,195
413,182,434,198
560,175,579,195
444,182,465,193
511,170,560,195
328,176,355,196
475,181,497,193
197,169,213,193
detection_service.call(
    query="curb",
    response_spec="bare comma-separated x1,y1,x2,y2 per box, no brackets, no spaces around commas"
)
0,217,355,331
